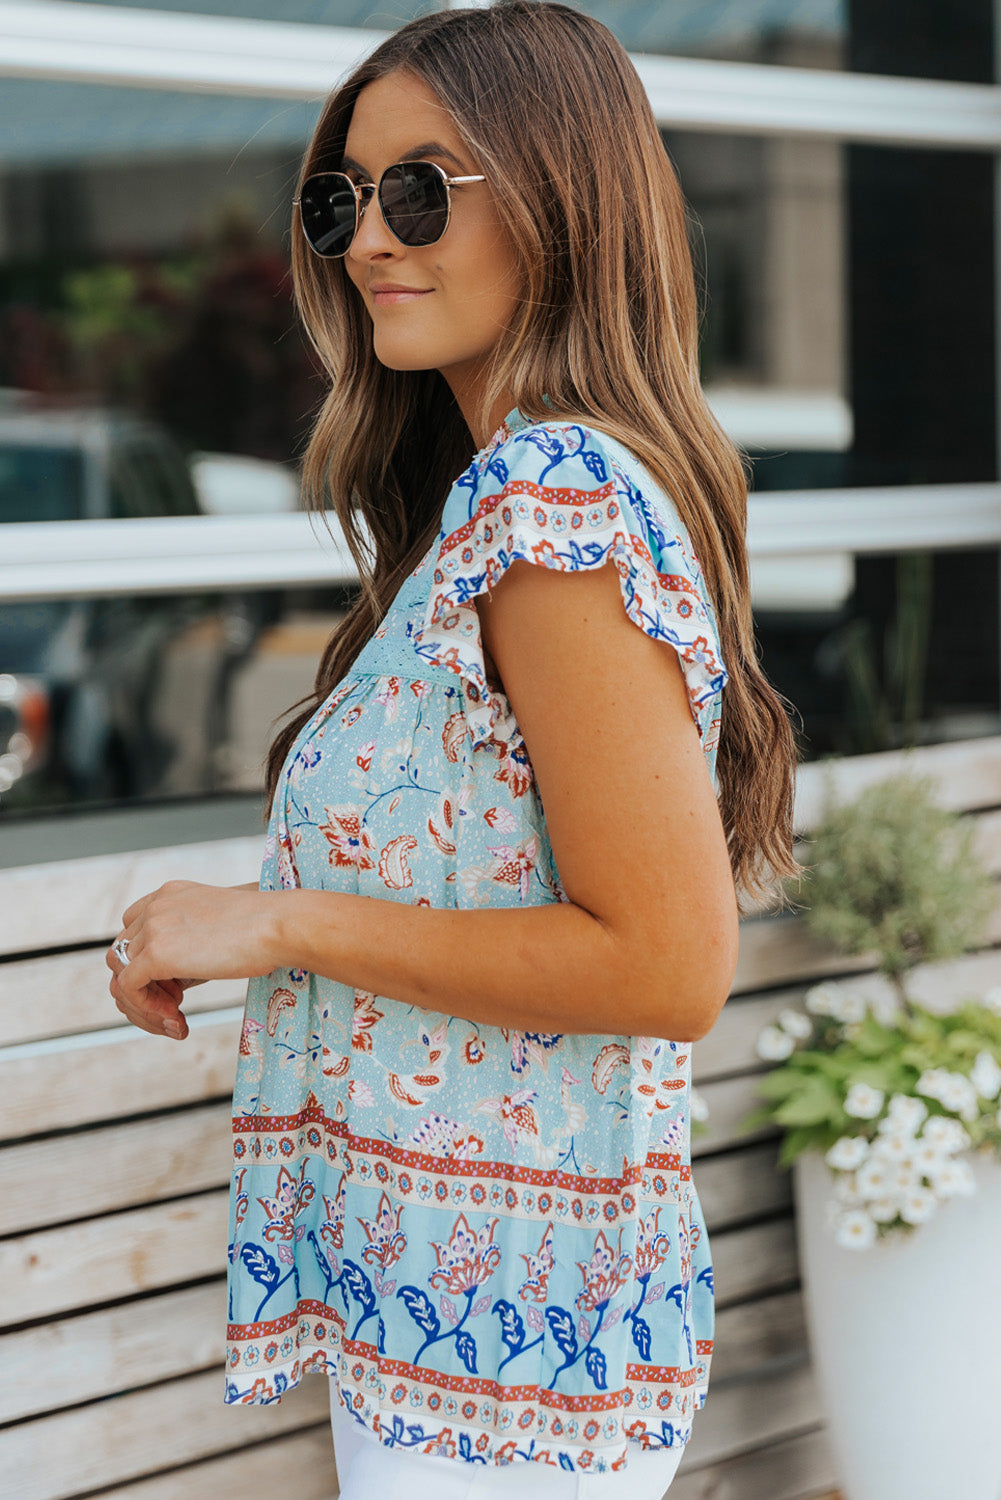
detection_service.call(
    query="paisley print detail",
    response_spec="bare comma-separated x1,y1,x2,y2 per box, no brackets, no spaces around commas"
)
225,411,719,1473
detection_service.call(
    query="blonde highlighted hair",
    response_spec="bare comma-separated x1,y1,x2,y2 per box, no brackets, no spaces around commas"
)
269,0,799,900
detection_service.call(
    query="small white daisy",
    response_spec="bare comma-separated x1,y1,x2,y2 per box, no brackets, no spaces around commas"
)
883,1094,928,1136
970,1051,1001,1100
833,1209,877,1250
871,1132,913,1163
756,1025,795,1062
899,1187,938,1225
857,1157,892,1196
844,1082,885,1119
805,984,838,1016
825,1136,870,1172
777,1007,813,1041
929,1159,977,1198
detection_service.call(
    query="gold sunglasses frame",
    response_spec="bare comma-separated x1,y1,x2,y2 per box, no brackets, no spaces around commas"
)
293,159,486,257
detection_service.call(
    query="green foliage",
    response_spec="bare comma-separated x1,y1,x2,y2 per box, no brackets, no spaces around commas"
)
794,772,994,978
749,996,1001,1169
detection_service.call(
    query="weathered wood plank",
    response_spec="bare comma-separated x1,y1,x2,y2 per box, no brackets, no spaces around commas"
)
732,912,869,995
680,1359,821,1468
0,1008,241,1141
86,1426,339,1500
695,989,805,1082
673,1425,837,1500
791,735,1001,831
0,949,245,1048
709,1215,799,1309
0,1282,226,1423
0,1103,232,1235
0,1191,228,1326
973,807,1001,873
697,944,1001,1084
693,1072,777,1157
0,837,263,958
710,1289,807,1383
694,1142,792,1232
0,1366,330,1500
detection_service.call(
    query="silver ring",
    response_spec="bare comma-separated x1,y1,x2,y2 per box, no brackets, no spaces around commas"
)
113,937,131,966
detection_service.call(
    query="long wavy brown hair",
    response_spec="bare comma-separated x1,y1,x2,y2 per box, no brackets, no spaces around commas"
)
268,0,799,900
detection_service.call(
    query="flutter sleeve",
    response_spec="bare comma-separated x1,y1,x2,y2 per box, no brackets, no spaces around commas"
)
414,419,727,763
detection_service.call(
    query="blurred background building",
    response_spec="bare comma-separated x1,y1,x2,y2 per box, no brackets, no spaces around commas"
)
0,0,996,845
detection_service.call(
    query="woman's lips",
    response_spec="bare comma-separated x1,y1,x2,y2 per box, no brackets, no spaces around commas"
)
370,285,432,306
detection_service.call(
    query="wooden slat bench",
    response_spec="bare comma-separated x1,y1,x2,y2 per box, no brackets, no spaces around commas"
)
1,736,998,1500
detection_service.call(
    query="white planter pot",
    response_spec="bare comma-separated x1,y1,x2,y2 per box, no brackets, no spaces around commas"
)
794,1149,1001,1500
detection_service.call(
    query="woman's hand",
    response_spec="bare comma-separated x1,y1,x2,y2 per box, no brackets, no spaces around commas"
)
106,880,276,1041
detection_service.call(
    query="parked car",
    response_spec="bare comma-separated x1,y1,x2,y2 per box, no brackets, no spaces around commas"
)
0,399,276,810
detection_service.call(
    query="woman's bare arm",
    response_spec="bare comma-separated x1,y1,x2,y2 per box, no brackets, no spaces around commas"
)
108,562,739,1042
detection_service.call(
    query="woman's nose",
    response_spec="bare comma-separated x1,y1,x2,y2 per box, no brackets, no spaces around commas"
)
348,185,400,262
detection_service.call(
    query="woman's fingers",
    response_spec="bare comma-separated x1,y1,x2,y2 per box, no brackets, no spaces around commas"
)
107,940,189,1040
111,975,189,1040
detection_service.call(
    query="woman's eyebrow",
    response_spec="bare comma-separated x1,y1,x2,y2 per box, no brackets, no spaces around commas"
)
341,141,467,176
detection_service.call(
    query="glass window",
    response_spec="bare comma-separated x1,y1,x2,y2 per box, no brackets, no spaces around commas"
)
0,583,354,816
0,442,85,522
753,546,1000,760
0,60,994,816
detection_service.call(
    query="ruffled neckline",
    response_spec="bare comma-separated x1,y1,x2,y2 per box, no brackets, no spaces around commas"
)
478,405,529,460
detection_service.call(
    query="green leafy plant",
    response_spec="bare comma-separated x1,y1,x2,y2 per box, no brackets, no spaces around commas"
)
741,771,1000,1247
799,773,993,984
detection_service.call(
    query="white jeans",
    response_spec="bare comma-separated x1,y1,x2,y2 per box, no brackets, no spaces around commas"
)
330,1387,685,1500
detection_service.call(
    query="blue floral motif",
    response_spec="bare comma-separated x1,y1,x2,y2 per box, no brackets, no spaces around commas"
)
224,409,720,1470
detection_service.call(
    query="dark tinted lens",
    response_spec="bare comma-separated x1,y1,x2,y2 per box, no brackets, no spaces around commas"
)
298,174,357,257
379,162,449,247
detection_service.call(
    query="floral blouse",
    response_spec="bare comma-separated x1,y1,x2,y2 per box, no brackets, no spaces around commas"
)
224,409,728,1474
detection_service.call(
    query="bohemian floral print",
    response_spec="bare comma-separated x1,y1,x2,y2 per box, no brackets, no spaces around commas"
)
225,411,725,1472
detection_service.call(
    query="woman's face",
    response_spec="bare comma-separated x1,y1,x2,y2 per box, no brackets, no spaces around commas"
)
340,69,522,429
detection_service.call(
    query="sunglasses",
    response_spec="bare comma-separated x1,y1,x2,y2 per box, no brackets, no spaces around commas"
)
294,160,486,259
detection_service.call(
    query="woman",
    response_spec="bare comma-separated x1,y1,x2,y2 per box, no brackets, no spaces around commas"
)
107,3,797,1494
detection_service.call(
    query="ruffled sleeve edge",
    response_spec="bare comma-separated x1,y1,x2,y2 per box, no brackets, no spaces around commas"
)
413,461,728,754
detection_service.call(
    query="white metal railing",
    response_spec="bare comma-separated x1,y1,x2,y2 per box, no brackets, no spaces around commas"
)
0,484,998,602
0,0,998,149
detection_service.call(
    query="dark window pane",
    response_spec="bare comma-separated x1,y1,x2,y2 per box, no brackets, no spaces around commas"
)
0,444,84,522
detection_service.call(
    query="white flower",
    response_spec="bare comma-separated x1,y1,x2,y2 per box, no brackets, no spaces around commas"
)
756,1025,795,1061
916,1068,950,1101
928,1158,977,1198
805,984,838,1017
833,1208,877,1250
886,1160,920,1197
868,1197,899,1223
832,1171,864,1206
913,1138,949,1175
835,991,869,1024
825,1136,870,1172
970,1051,1001,1100
777,1007,812,1041
882,1094,928,1136
690,1086,709,1123
983,987,1001,1017
921,1116,971,1154
871,1132,913,1164
899,1187,938,1225
808,985,868,1024
844,1082,885,1119
857,1157,892,1197
938,1076,980,1122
